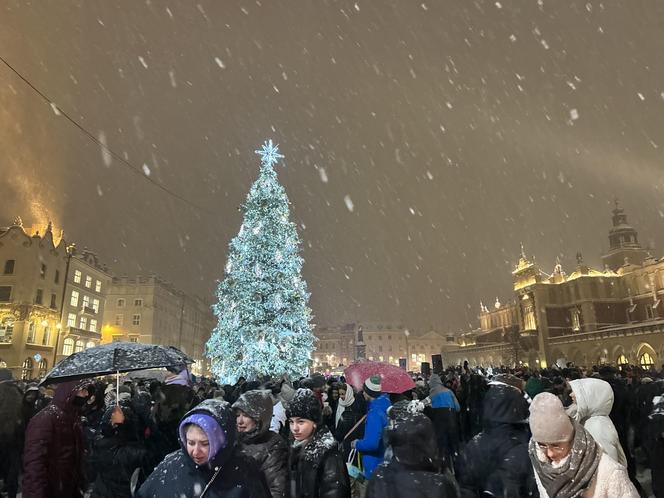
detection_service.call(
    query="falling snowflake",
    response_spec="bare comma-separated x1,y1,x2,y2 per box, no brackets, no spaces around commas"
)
142,164,151,176
570,108,579,121
214,57,226,69
138,56,148,69
344,195,355,212
318,167,328,183
50,102,61,116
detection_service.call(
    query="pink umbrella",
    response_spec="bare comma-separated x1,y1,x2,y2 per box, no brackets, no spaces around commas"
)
344,361,416,394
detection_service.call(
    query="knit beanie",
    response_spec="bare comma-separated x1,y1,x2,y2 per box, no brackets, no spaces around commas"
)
286,388,322,423
529,392,575,443
179,413,227,464
363,375,382,399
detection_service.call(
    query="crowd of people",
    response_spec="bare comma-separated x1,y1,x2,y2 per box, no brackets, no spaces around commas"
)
1,360,664,497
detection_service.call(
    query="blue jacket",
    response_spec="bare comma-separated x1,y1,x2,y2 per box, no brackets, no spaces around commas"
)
355,394,391,478
430,389,460,411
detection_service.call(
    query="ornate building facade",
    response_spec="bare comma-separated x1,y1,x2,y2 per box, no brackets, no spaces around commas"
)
313,322,447,372
444,203,664,369
101,275,214,376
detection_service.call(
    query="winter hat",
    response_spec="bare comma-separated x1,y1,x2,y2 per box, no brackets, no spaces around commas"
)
179,413,227,464
302,373,326,390
363,375,382,399
529,392,574,443
232,390,273,431
286,388,322,423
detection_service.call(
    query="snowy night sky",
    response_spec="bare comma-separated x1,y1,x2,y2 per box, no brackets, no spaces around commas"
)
1,1,663,333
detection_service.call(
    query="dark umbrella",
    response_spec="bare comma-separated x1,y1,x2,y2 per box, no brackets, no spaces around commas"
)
40,342,194,397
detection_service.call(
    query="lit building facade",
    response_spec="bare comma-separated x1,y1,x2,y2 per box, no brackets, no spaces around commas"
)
101,275,214,376
0,219,68,379
445,204,664,369
57,249,113,363
313,322,447,372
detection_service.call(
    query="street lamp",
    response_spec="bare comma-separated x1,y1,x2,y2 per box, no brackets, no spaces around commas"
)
404,329,410,370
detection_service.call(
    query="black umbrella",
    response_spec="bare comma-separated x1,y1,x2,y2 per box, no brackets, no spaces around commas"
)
40,342,194,390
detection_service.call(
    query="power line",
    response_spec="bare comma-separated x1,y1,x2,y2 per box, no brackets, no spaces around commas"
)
0,55,213,215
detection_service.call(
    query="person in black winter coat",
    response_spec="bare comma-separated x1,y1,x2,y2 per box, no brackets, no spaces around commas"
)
331,384,365,460
136,398,270,498
287,388,350,498
366,400,460,498
454,382,537,498
91,404,151,498
233,390,289,498
0,369,24,498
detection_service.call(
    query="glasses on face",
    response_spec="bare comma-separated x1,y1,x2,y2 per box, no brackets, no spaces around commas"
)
537,442,570,454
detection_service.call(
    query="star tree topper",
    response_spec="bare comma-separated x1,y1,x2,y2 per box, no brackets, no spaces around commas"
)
255,139,285,168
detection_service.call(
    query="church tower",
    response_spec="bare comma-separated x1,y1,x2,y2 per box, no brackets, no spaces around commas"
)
601,200,648,271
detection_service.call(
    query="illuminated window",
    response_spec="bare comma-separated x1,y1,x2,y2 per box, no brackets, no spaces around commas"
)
89,319,97,333
640,352,655,368
95,280,102,293
62,337,75,355
85,276,92,288
67,313,77,328
129,336,139,343
86,341,96,349
74,270,82,284
80,317,87,330
21,358,33,380
82,295,90,309
38,359,48,378
70,290,79,307
617,354,628,366
75,340,85,353
571,309,581,332
41,327,51,346
92,299,100,313
26,322,36,343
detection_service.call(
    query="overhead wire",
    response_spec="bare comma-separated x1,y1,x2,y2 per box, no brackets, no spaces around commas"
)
0,54,213,215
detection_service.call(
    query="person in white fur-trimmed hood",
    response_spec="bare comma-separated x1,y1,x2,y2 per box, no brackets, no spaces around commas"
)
528,392,638,498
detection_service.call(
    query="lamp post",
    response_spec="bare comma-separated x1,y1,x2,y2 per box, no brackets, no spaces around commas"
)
404,329,410,371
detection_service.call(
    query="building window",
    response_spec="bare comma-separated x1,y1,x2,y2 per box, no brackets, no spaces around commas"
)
40,263,47,279
0,286,11,302
62,337,75,355
117,298,125,308
571,309,581,332
21,358,33,380
617,354,629,366
75,340,85,353
70,290,79,307
112,336,123,343
640,352,655,368
92,299,100,313
82,295,90,309
80,317,88,330
74,270,82,284
4,260,15,274
646,304,655,320
115,314,124,326
38,359,48,378
129,336,139,343
132,314,141,326
86,340,96,349
26,322,36,343
134,298,143,307
50,293,57,309
42,326,51,346
54,269,60,284
89,319,97,333
85,275,92,288
67,313,77,328
35,289,43,305
95,280,102,293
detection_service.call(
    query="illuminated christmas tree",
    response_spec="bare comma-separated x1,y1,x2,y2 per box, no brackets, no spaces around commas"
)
206,140,315,383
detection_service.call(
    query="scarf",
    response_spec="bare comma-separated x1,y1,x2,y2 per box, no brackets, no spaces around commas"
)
335,388,355,427
529,422,601,498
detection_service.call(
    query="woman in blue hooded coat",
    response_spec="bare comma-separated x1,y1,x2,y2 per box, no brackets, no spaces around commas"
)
136,399,270,498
